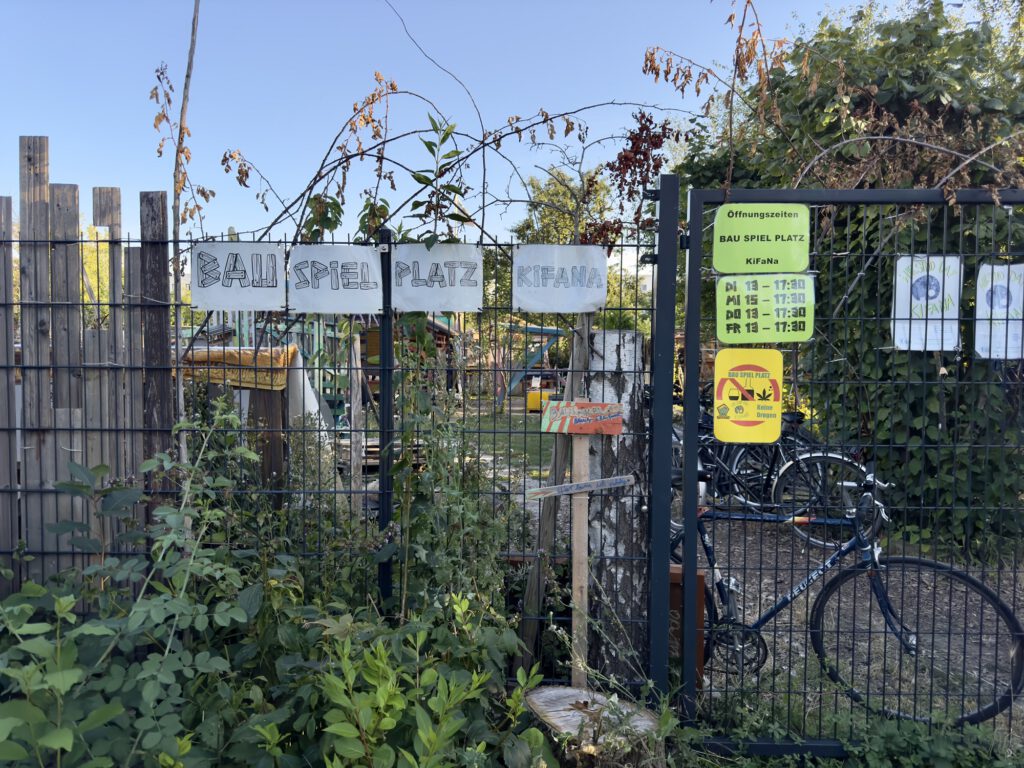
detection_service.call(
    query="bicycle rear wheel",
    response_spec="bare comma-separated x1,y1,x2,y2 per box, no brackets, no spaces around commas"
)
809,557,1024,725
771,452,866,549
728,429,818,503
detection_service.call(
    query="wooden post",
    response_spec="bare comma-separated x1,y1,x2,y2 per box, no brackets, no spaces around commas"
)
125,246,145,476
534,400,626,688
518,312,592,671
50,185,83,412
93,188,124,478
570,432,590,688
140,193,173,470
0,196,16,586
19,137,56,582
348,325,365,498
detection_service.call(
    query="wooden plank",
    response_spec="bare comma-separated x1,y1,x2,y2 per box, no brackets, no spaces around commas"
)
348,326,364,496
526,686,657,749
50,184,83,410
570,433,590,689
0,196,17,585
525,474,634,501
54,408,83,574
93,187,125,478
140,193,173,469
83,330,111,471
125,246,145,475
19,137,54,583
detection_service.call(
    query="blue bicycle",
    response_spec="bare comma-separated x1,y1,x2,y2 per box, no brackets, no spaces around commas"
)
669,469,1024,725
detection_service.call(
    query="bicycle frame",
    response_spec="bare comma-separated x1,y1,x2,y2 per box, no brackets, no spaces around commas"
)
681,495,918,655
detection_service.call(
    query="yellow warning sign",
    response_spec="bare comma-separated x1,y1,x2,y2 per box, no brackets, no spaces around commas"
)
713,348,783,443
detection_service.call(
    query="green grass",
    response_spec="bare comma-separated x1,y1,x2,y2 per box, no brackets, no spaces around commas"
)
459,397,556,469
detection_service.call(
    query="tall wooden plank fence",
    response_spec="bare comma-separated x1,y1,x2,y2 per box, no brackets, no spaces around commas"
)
0,136,174,589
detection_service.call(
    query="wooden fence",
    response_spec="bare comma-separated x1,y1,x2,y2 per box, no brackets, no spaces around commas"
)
0,136,174,588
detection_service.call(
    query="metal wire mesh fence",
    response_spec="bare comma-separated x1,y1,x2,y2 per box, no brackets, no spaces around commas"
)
677,189,1024,752
0,194,664,689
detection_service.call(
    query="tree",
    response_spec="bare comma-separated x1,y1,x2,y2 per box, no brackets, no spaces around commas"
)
511,168,612,245
649,0,1024,555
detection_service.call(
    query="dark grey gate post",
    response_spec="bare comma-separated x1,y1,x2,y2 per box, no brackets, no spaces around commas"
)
376,226,395,602
679,190,708,721
649,174,680,695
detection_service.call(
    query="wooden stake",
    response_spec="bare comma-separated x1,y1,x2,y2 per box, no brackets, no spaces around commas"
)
571,432,589,689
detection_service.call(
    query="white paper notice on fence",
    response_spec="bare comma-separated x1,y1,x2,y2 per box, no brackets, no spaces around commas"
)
288,245,382,314
975,263,1024,359
190,242,286,311
891,255,962,351
512,245,607,312
392,243,483,312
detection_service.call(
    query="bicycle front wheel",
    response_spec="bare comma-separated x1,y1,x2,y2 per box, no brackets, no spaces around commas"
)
809,557,1024,725
771,452,866,549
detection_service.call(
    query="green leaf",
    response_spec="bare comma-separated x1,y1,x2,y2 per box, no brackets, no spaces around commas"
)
15,637,54,657
67,623,115,639
0,741,29,761
68,461,95,488
411,172,434,186
332,736,365,760
325,722,360,739
38,726,74,752
0,718,22,742
238,583,264,621
373,744,396,768
16,622,53,635
101,488,144,513
44,668,83,695
77,700,124,733
46,520,90,536
0,700,47,725
503,733,532,768
374,542,398,564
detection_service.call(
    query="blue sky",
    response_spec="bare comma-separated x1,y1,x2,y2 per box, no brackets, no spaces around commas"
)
0,1,879,241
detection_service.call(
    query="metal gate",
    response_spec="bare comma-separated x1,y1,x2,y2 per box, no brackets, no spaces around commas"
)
673,188,1024,755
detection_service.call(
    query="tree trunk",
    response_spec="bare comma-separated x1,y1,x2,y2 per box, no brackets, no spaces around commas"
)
585,330,649,682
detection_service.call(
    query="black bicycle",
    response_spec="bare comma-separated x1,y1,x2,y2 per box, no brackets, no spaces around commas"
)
668,473,1024,725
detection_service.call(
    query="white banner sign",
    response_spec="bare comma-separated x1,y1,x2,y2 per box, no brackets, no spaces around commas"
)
512,245,607,312
975,262,1024,359
190,242,286,311
289,244,382,314
891,255,961,351
392,243,483,312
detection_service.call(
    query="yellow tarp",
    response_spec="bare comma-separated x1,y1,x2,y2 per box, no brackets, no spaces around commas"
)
179,344,299,391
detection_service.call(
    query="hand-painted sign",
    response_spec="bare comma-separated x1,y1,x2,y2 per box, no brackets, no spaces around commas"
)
392,243,483,312
716,273,815,343
540,401,624,435
190,242,286,311
713,204,810,273
525,474,635,500
713,348,783,443
512,245,607,312
891,255,961,351
289,244,382,314
975,262,1024,359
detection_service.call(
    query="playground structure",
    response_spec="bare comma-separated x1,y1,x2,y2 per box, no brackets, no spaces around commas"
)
497,323,570,410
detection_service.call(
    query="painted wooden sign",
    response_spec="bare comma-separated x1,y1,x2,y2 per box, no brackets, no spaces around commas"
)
525,474,635,501
540,401,624,435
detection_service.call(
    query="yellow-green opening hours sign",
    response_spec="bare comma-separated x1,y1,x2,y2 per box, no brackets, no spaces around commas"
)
716,273,815,343
713,348,784,443
713,204,810,273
